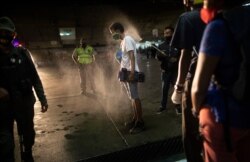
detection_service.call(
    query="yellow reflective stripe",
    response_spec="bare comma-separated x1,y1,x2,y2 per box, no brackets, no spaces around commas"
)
194,0,203,5
76,46,93,64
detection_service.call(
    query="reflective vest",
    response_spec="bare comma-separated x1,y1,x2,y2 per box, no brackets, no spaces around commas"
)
76,45,94,64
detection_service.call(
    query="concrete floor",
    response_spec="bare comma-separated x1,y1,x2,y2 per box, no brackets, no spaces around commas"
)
14,53,182,162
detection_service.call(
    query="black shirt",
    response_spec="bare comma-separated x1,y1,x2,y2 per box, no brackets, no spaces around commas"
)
171,9,206,79
157,40,179,72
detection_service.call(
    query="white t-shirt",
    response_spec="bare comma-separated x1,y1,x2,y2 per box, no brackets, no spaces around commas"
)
120,35,140,72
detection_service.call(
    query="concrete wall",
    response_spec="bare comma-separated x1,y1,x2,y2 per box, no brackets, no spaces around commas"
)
2,2,184,63
3,3,184,47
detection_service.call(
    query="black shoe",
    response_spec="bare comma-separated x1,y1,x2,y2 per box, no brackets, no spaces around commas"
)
80,91,86,95
129,121,145,134
23,150,34,162
124,120,135,129
175,106,182,115
156,107,166,114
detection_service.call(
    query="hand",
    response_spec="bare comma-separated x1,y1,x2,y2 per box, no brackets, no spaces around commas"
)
41,103,48,113
171,89,182,104
192,107,199,118
0,88,9,101
129,72,135,82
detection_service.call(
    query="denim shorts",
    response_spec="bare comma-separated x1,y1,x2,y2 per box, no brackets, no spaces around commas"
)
122,82,139,99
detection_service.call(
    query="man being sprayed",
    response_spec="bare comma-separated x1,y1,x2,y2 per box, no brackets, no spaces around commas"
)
109,22,145,134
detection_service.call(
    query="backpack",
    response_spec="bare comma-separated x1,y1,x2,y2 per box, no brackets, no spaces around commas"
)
229,36,250,103
221,6,250,104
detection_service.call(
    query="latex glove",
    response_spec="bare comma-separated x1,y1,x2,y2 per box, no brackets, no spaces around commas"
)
171,89,182,104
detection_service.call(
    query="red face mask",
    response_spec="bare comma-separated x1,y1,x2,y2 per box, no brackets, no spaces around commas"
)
200,0,224,24
200,8,218,24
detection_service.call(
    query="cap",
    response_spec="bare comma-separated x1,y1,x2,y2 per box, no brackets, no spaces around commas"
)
0,17,15,32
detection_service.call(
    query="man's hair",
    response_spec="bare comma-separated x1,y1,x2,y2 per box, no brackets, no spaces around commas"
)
164,26,174,32
109,22,124,33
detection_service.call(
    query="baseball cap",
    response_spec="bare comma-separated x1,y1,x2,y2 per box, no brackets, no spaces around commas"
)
0,17,15,32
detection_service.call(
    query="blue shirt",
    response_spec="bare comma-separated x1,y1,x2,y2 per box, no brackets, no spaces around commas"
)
200,19,250,128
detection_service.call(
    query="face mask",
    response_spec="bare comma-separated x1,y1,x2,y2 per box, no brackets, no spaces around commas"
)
0,34,14,47
112,33,120,40
200,8,218,24
200,0,224,24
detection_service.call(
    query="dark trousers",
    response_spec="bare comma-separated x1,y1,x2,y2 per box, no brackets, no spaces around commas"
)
0,95,36,162
161,71,175,109
0,102,15,162
14,98,36,150
182,79,203,162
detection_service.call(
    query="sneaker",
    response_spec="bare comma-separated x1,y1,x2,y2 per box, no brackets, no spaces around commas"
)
124,120,135,129
175,105,182,115
156,107,166,114
80,90,86,95
129,121,145,134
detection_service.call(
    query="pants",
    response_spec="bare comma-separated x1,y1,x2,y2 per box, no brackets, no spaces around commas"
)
182,79,203,162
122,82,139,100
199,107,250,162
0,102,15,162
161,71,176,109
14,97,36,150
79,63,95,92
0,94,36,162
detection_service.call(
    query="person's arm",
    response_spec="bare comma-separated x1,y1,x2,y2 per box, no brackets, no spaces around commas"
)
92,48,97,62
191,53,220,116
72,49,78,64
171,48,192,104
175,49,192,86
24,49,48,112
128,50,135,81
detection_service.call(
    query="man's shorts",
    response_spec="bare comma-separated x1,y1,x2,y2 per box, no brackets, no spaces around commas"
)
122,82,139,99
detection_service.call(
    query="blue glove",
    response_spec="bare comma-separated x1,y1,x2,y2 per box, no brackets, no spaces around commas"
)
115,50,122,63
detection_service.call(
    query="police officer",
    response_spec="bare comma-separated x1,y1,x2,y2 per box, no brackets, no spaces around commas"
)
72,37,96,95
0,17,48,162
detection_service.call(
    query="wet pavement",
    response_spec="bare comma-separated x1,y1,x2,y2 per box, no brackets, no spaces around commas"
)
14,54,182,162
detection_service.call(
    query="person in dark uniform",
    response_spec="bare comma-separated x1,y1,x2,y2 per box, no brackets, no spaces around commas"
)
156,26,181,115
0,16,48,162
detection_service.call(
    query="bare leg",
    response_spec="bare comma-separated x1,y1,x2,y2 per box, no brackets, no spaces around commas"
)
133,99,142,122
